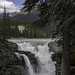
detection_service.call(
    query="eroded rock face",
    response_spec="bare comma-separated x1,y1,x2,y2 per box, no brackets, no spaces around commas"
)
7,42,18,51
16,51,40,73
48,41,62,52
0,40,27,75
52,51,62,75
0,40,40,75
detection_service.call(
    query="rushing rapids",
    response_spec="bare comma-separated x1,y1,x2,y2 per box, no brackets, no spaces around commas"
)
15,40,56,75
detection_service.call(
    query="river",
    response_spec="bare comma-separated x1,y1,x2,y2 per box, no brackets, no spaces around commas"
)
9,38,56,75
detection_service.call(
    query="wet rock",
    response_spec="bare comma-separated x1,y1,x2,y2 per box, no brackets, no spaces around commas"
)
0,41,40,75
52,51,62,75
15,51,40,73
48,41,62,52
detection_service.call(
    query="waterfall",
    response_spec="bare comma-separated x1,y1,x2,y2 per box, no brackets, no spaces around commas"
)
15,52,35,75
16,41,56,75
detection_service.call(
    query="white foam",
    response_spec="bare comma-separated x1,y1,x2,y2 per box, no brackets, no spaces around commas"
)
17,41,56,75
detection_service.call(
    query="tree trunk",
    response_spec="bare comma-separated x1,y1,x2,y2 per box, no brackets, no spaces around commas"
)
61,26,70,75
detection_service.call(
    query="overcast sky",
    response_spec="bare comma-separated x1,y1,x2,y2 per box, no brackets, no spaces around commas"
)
0,0,25,13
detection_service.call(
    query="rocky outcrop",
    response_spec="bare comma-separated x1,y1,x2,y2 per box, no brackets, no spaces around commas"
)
7,41,18,51
0,49,39,75
0,40,23,75
48,40,62,75
48,41,62,52
52,51,62,75
15,51,40,73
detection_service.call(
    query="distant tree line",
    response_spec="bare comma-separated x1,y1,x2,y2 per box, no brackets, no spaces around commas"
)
0,6,51,39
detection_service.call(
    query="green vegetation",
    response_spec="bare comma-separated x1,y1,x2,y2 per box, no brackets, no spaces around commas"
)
0,6,51,40
22,0,75,75
0,0,75,75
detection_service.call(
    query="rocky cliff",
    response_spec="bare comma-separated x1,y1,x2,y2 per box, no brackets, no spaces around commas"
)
0,41,39,75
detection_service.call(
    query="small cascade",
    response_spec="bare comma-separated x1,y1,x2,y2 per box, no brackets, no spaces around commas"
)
15,52,35,75
16,41,56,75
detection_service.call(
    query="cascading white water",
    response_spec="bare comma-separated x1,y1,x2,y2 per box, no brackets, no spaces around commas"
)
15,52,35,75
17,41,56,75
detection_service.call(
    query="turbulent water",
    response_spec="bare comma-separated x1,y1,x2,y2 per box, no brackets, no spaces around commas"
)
15,52,35,75
14,39,56,75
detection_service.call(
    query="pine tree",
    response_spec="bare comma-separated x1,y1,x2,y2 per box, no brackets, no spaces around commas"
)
22,0,75,75
1,6,11,40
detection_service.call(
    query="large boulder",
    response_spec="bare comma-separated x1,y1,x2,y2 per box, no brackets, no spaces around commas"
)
48,41,62,52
